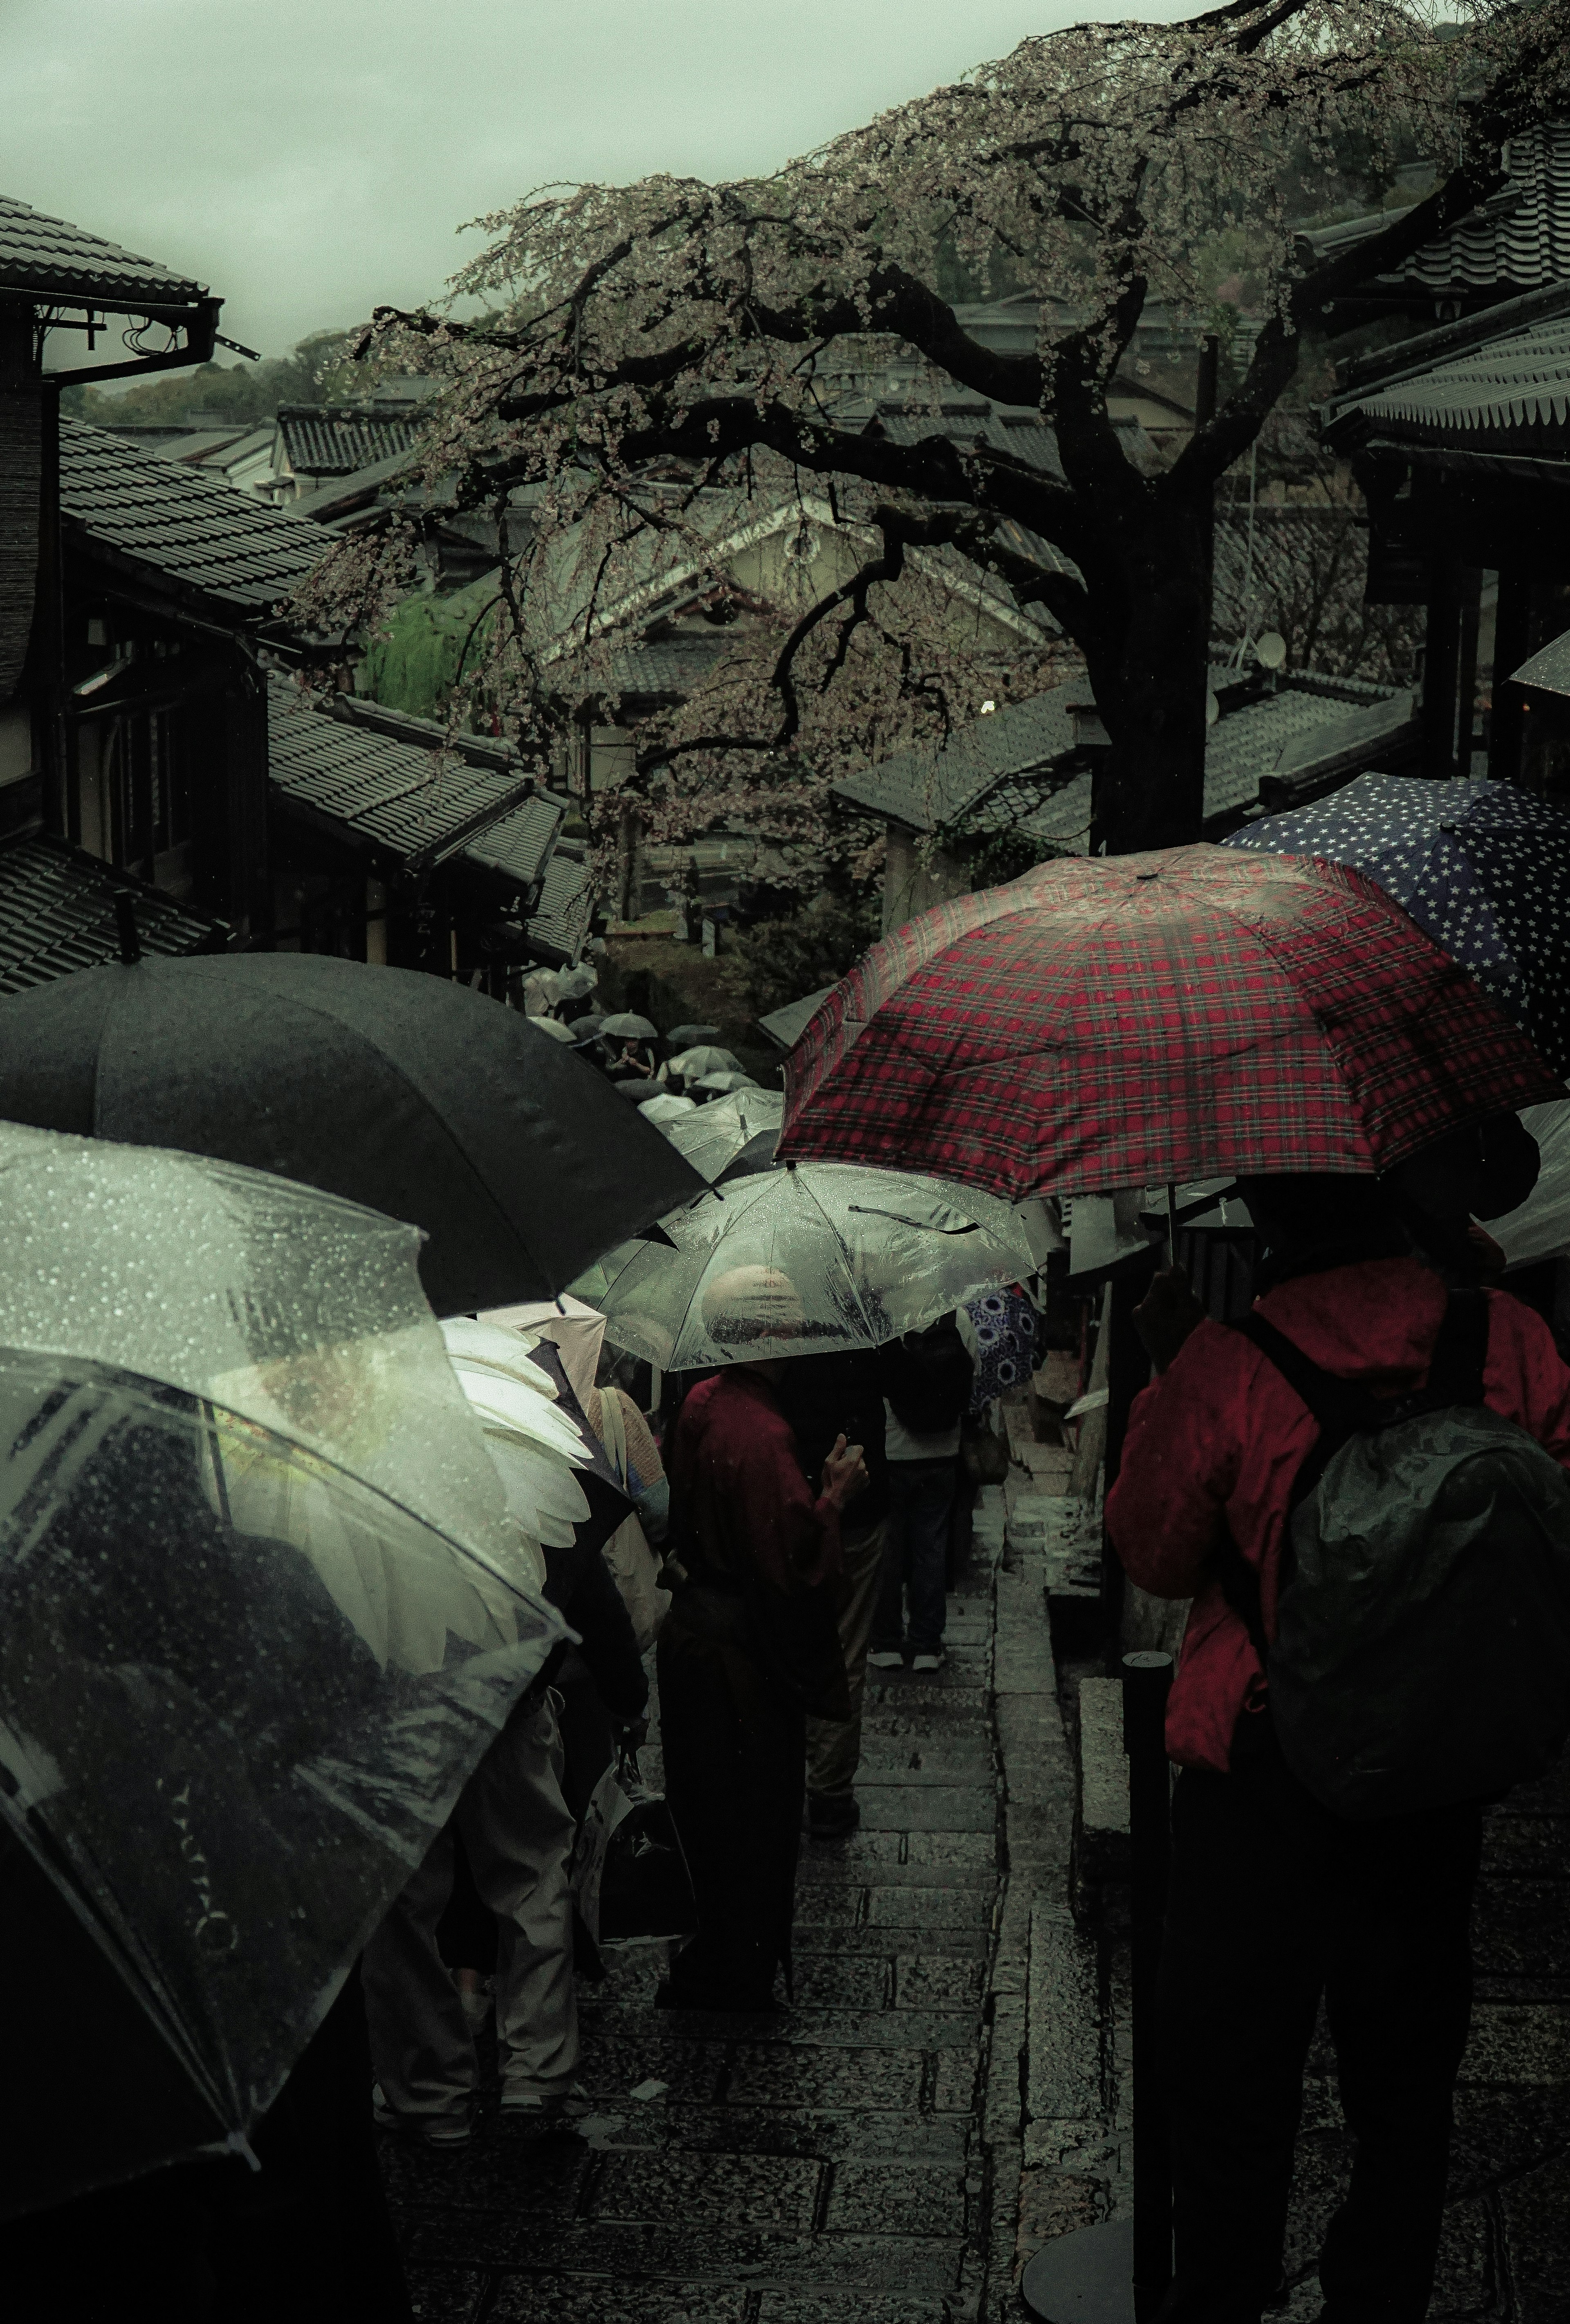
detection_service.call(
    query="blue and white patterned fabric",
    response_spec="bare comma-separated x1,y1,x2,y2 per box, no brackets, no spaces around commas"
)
1225,773,1570,1078
964,1287,1038,1416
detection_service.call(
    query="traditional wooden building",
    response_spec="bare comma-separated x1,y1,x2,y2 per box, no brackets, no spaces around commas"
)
0,193,252,980
837,663,1418,933
1322,283,1570,786
55,418,320,938
267,683,569,984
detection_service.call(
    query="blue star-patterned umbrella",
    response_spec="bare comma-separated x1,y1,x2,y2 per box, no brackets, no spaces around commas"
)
1223,773,1570,1079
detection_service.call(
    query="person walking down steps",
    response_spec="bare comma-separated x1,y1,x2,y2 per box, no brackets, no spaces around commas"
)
869,1311,975,1674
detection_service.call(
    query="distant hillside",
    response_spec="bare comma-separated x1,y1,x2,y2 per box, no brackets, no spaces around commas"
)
60,329,361,432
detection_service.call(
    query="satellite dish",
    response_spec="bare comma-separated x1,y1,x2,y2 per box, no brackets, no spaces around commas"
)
1205,690,1220,727
1254,630,1287,671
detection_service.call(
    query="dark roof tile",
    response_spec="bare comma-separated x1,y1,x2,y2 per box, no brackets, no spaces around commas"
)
1328,304,1570,449
268,685,535,873
0,193,204,308
61,419,321,613
1303,123,1570,302
464,790,566,889
0,837,222,993
278,407,419,478
525,851,595,965
837,669,1411,844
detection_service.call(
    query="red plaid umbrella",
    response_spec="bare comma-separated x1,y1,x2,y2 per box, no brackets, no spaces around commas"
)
779,847,1565,1201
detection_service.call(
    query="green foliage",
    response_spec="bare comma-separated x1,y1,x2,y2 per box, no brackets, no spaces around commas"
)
58,330,359,431
359,573,500,721
732,890,880,1019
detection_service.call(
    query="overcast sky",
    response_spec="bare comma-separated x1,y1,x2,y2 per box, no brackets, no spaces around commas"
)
9,0,1191,359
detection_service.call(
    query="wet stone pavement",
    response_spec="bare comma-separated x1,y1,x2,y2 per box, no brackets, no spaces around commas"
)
381,1539,1005,2324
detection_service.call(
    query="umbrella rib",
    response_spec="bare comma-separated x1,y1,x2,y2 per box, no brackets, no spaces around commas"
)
798,1173,884,1345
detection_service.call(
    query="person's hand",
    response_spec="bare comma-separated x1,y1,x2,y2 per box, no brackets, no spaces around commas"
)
1132,1263,1207,1374
822,1432,868,1510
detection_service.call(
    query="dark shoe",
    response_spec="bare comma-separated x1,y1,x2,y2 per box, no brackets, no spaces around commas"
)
807,1790,861,1839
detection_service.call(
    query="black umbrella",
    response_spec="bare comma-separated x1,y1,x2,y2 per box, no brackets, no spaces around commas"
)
0,953,703,1316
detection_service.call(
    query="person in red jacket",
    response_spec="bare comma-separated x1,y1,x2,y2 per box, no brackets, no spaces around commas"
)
658,1265,867,2012
1107,1166,1570,2324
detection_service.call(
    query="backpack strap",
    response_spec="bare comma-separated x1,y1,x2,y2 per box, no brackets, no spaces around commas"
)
1420,1287,1490,1410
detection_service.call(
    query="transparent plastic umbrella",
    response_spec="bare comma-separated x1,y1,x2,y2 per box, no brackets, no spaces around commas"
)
0,1123,566,2216
692,1069,759,1099
660,1086,784,1183
570,1162,1054,1368
668,1044,738,1079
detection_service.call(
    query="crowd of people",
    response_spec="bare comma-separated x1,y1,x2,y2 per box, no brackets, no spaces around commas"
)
516,962,760,1113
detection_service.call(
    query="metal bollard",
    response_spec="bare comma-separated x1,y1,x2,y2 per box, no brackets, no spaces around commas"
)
1122,1650,1174,2321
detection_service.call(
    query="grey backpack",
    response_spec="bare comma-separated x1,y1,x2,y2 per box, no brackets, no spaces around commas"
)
1230,1291,1570,1820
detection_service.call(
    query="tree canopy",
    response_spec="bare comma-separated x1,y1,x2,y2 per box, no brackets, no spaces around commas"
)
299,0,1570,864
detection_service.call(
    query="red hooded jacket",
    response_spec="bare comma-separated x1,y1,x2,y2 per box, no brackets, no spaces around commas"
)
1106,1257,1570,1772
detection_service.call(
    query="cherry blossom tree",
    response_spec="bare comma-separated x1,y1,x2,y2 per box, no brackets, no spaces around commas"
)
298,1,1570,858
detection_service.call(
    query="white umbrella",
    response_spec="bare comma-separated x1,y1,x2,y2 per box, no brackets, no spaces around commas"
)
669,1044,738,1078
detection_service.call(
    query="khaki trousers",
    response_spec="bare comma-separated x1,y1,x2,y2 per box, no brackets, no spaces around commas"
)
804,1516,888,1798
363,1693,578,2124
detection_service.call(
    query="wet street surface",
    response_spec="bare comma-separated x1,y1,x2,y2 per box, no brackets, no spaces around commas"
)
379,1477,1570,2322
381,1551,1003,2323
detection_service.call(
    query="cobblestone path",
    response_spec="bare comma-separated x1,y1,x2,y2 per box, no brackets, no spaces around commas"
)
382,1516,1008,2324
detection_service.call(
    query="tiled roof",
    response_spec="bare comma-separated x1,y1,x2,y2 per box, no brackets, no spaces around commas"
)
464,790,566,891
1326,305,1570,451
278,406,420,478
268,686,534,872
1302,124,1570,302
834,684,1080,831
837,669,1412,847
60,418,322,614
0,193,205,308
863,401,1068,483
524,850,595,966
599,634,739,698
0,837,222,994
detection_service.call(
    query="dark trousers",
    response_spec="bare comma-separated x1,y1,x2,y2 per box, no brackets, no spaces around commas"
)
657,1614,803,2009
872,1458,955,1653
1155,1752,1482,2324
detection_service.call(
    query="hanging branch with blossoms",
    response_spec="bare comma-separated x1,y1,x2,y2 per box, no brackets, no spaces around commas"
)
293,0,1570,862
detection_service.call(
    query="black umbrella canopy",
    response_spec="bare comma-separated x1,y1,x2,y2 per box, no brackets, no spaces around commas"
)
0,954,704,1317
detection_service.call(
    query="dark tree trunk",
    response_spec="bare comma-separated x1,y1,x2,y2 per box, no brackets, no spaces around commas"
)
1085,483,1214,857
